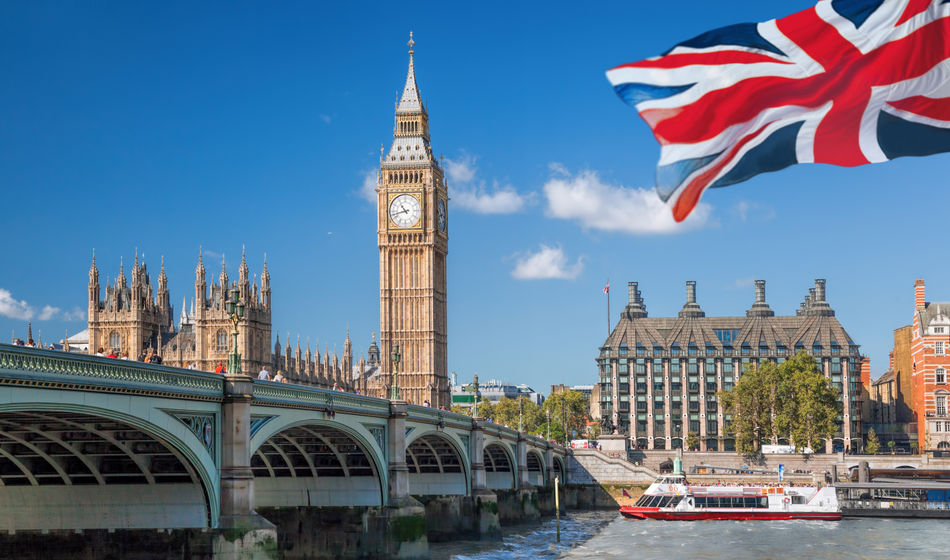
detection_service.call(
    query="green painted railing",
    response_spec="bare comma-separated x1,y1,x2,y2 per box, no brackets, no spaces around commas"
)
252,380,392,416
0,343,224,400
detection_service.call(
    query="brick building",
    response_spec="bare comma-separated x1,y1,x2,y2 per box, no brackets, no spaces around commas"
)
909,279,950,450
596,279,865,452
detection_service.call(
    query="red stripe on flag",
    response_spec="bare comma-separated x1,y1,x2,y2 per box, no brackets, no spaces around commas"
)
897,0,933,26
604,284,610,294
672,122,772,222
611,51,791,71
889,96,950,122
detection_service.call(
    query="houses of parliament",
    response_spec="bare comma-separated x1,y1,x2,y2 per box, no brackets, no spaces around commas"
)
83,35,451,406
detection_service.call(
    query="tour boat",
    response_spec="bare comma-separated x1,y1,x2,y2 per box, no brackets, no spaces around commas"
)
620,474,840,521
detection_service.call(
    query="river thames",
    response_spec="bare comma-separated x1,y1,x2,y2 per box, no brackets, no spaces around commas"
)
430,511,947,560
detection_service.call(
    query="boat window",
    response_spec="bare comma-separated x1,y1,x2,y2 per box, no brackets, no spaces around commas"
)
792,495,807,505
634,494,649,507
759,497,768,508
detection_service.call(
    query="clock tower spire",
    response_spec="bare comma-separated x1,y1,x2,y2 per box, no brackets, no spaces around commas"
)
376,33,449,408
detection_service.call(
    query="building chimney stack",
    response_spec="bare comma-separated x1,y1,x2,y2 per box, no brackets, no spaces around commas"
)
678,280,705,318
915,279,926,310
624,281,647,318
746,279,774,317
815,278,827,302
754,280,766,304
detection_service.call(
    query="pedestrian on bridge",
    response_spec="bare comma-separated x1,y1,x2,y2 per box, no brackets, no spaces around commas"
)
258,368,270,381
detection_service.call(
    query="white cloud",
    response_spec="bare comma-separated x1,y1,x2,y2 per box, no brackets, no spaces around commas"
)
445,153,531,214
511,245,584,280
358,169,378,203
453,183,530,214
62,307,87,321
733,277,756,289
0,289,33,320
445,154,477,185
38,305,60,321
542,166,713,234
735,200,775,222
319,114,332,124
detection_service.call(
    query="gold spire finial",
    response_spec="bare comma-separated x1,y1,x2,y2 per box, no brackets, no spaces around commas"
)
408,31,414,56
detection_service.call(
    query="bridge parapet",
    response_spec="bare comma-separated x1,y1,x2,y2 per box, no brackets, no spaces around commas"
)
0,343,223,400
251,379,391,415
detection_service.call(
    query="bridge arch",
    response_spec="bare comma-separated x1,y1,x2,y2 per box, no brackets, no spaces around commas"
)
0,402,217,530
552,455,565,483
250,418,385,507
483,441,516,490
525,449,545,486
405,430,469,496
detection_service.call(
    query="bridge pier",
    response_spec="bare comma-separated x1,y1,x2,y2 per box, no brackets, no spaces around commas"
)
217,374,278,557
467,420,502,539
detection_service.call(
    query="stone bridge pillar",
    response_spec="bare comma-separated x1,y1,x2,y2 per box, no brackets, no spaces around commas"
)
387,400,410,505
469,420,500,539
219,374,275,544
517,434,530,488
515,434,540,523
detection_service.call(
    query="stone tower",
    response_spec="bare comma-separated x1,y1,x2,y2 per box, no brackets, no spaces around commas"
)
87,252,172,357
376,33,449,407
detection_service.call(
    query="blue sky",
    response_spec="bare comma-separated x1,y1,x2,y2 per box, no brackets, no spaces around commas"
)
1,1,946,389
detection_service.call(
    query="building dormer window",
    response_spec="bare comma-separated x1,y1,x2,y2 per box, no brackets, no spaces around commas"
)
934,326,946,334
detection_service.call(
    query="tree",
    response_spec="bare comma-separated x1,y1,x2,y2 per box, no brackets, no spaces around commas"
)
785,352,839,452
719,351,839,455
542,390,589,444
865,428,880,455
685,432,700,451
888,440,896,455
719,362,775,455
491,396,543,431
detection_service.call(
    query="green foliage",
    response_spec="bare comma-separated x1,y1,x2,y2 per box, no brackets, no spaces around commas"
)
391,515,426,542
685,432,700,451
888,439,896,454
542,390,590,444
491,396,543,431
719,351,840,455
449,404,468,415
865,427,880,455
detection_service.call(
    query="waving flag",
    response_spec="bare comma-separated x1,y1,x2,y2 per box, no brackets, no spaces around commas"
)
607,0,950,222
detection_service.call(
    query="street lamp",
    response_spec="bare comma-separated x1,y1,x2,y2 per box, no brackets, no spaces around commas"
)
519,397,524,432
471,374,480,418
390,342,401,400
225,285,245,375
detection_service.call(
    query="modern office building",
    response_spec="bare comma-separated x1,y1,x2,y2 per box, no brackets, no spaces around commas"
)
597,279,865,452
451,378,543,409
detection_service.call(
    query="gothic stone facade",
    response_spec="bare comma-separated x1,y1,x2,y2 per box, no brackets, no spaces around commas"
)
87,252,357,390
597,279,865,453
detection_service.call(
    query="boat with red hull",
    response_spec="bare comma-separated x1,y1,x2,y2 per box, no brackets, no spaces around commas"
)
620,474,840,521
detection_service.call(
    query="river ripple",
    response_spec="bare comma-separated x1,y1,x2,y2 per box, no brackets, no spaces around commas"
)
431,512,948,560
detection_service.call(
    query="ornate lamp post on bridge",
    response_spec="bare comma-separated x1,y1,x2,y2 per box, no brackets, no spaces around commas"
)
390,342,401,400
225,285,245,375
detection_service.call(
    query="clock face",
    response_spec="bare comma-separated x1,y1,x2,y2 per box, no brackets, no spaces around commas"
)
437,199,446,231
389,194,422,228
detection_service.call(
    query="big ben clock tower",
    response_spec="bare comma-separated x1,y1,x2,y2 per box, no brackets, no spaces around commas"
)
376,33,449,407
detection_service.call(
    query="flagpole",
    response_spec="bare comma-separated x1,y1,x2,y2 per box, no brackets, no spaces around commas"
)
606,279,611,338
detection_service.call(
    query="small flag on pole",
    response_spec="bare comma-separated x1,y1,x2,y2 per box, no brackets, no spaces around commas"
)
603,283,610,294
622,489,632,499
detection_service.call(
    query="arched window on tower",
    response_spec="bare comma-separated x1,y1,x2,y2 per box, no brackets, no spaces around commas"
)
216,329,228,353
109,331,121,351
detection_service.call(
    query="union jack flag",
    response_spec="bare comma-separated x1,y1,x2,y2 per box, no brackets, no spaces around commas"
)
607,0,950,222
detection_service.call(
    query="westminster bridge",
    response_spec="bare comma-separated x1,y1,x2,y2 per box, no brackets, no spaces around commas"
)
0,343,568,558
